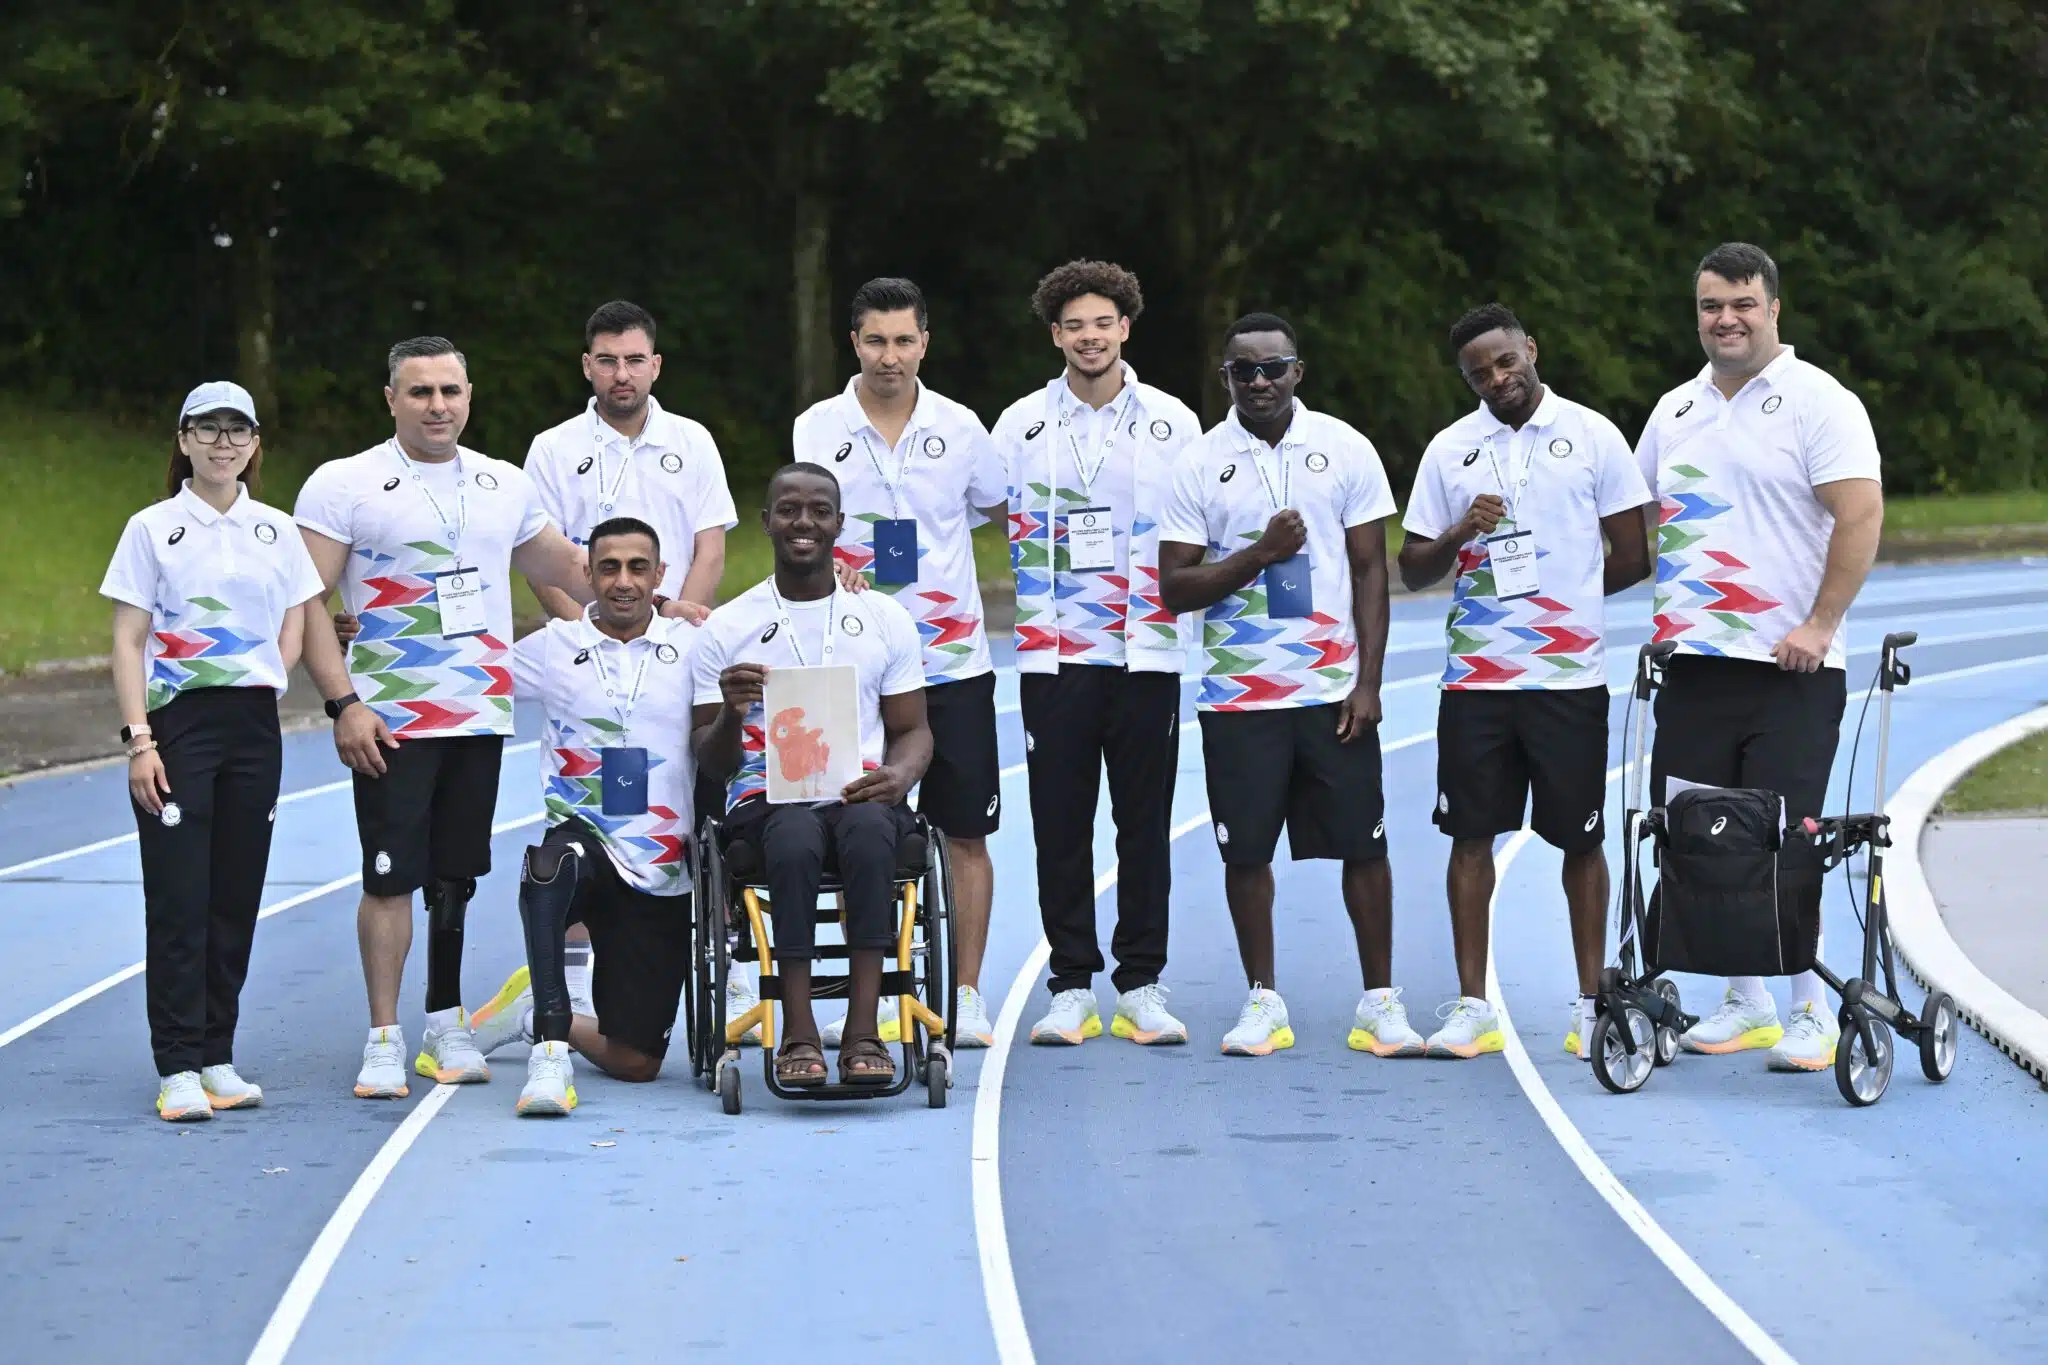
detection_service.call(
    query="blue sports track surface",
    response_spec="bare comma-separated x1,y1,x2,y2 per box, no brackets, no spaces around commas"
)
2,558,2045,1364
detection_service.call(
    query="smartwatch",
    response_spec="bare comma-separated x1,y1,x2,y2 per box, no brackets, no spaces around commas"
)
324,693,362,720
119,724,150,745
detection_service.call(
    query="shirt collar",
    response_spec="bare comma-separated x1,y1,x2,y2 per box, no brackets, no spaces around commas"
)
586,395,668,451
838,376,933,442
1226,398,1307,452
176,480,252,526
1693,344,1798,397
580,604,665,651
1055,361,1140,419
1474,386,1560,440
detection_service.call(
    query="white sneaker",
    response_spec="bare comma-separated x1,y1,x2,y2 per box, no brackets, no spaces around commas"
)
1112,983,1188,1045
1564,997,1598,1059
200,1063,263,1110
417,1015,491,1084
157,1071,213,1122
1220,987,1294,1056
1348,987,1425,1056
1029,987,1102,1045
1426,997,1505,1059
954,985,995,1048
1681,989,1783,1054
355,1027,410,1099
1766,1001,1839,1072
469,967,534,1057
823,994,901,1048
727,962,763,1047
516,1040,578,1116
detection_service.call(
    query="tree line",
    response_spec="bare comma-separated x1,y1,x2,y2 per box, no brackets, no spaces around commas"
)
2,1,2042,495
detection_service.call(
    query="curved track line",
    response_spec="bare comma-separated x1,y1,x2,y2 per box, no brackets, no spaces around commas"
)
0,739,542,881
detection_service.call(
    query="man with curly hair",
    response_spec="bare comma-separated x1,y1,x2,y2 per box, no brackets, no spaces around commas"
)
991,259,1202,1047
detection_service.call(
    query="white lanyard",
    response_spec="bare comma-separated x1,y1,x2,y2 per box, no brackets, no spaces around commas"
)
591,419,638,515
583,621,653,732
389,440,467,551
1483,427,1537,523
769,582,840,667
1058,380,1138,497
857,427,914,520
1248,438,1292,513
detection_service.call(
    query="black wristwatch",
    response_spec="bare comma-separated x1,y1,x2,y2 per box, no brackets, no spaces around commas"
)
324,693,362,720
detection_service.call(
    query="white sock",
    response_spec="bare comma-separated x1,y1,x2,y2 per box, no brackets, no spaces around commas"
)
1789,971,1825,1011
1728,976,1771,1008
367,1025,402,1045
564,942,593,1008
1361,986,1394,1005
425,1005,462,1033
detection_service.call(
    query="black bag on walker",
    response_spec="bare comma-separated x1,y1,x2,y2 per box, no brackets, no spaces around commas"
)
1646,787,1822,977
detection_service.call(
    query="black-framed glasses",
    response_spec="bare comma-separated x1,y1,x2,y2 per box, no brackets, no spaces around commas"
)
1222,357,1298,384
187,420,256,447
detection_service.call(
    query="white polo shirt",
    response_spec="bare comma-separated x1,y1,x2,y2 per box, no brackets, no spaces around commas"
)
1634,346,1881,670
991,364,1200,668
100,483,326,712
791,378,1007,685
1404,389,1651,688
509,611,701,894
691,578,925,811
294,441,551,738
1159,401,1397,710
524,396,737,596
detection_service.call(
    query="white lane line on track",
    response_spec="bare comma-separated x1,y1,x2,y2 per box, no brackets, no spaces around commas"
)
0,812,544,1052
0,739,543,881
244,1081,459,1365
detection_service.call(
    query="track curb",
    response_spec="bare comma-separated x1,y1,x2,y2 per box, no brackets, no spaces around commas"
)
1885,704,2048,1089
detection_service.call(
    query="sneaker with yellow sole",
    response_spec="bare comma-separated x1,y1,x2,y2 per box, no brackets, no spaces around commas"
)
1564,997,1597,1059
1348,986,1425,1056
822,995,900,1049
157,1071,213,1123
1029,988,1103,1045
1766,1000,1839,1071
1680,989,1783,1054
469,966,533,1058
516,1040,578,1116
1111,983,1188,1045
1220,987,1294,1056
1426,997,1505,1058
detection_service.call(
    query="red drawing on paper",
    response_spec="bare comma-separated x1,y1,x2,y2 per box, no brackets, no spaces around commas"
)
769,706,830,782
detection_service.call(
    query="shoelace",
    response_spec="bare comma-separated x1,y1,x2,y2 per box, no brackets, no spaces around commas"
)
1236,993,1276,1028
1435,999,1484,1023
1125,983,1169,1014
1783,1006,1827,1041
1362,988,1406,1021
366,1037,404,1068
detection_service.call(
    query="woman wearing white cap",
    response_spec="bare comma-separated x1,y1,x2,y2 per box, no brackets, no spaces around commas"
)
98,382,326,1121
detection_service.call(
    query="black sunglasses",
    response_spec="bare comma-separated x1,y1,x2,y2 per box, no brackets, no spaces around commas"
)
1222,357,1298,384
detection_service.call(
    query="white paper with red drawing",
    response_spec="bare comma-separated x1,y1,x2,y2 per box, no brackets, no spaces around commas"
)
763,664,862,803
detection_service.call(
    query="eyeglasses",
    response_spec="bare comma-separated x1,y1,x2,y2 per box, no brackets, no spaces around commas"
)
1222,357,1298,384
187,420,256,447
589,355,653,376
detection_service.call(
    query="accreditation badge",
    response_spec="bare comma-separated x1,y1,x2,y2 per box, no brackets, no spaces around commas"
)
1065,506,1115,572
433,567,488,638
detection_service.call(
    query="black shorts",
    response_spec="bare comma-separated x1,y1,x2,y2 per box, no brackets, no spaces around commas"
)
919,671,1001,839
1197,705,1388,866
1434,686,1610,851
1650,654,1847,822
353,734,504,897
542,820,687,1059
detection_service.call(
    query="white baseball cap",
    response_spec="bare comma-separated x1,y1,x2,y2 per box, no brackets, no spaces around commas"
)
178,380,261,427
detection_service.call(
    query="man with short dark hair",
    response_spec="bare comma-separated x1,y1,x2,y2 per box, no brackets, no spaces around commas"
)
992,259,1200,1046
1399,303,1652,1059
1159,312,1414,1056
1636,242,1884,1073
790,278,1009,1049
462,517,705,1114
297,338,692,1099
692,463,932,1088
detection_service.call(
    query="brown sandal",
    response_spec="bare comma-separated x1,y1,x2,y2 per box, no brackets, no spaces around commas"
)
774,1038,828,1087
839,1035,896,1086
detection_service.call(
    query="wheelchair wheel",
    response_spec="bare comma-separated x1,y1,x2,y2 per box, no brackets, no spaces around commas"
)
923,827,957,1054
1918,991,1958,1083
1652,978,1683,1067
1591,1006,1656,1094
718,1057,742,1116
689,838,720,1084
926,1052,948,1109
1835,1005,1893,1107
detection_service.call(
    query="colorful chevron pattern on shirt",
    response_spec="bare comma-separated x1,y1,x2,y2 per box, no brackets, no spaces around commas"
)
1007,481,1136,666
344,539,514,737
1196,533,1357,709
1651,462,1784,656
835,511,982,682
1439,542,1602,688
147,596,264,709
542,718,685,893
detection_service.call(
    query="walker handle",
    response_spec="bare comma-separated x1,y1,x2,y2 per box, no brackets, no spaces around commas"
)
1884,631,1917,650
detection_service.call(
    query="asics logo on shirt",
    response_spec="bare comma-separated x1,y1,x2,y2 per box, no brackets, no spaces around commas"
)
167,527,186,545
576,456,594,474
1462,449,1480,466
1675,400,1694,418
383,477,402,491
833,442,852,462
1219,464,1236,483
1024,422,1044,440
759,623,779,643
573,649,591,665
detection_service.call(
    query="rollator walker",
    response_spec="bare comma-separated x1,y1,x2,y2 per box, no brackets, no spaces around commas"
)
1591,634,1961,1107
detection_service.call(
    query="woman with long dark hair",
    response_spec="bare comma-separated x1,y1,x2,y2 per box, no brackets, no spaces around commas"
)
98,382,325,1121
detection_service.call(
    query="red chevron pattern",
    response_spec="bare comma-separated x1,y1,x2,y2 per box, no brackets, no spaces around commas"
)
361,575,434,610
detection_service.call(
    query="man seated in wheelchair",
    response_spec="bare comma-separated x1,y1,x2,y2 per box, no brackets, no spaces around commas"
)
465,516,709,1116
692,462,933,1088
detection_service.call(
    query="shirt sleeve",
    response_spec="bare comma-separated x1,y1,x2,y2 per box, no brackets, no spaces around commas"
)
880,604,926,697
688,426,740,533
525,432,567,534
292,460,355,544
1340,433,1398,528
1633,412,1663,496
1157,451,1211,547
508,467,552,546
1400,444,1452,540
1804,385,1883,488
691,623,730,707
281,532,328,608
508,627,548,698
98,515,156,611
1590,414,1656,516
964,416,1008,511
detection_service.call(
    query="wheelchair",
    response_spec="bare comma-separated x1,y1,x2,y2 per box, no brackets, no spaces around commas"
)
685,809,957,1114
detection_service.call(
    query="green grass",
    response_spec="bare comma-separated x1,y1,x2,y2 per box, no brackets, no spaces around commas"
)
1885,491,2048,532
1944,730,2048,815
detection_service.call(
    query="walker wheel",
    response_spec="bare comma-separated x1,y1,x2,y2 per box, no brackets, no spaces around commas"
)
1835,1007,1893,1107
1651,979,1683,1066
1918,991,1958,1083
926,1053,949,1109
718,1060,742,1116
1591,1006,1656,1094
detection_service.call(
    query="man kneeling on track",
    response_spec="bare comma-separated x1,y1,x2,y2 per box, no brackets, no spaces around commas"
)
467,517,706,1115
691,462,932,1089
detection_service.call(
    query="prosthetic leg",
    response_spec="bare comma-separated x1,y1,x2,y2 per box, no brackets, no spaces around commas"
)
422,877,477,1014
515,840,583,1116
